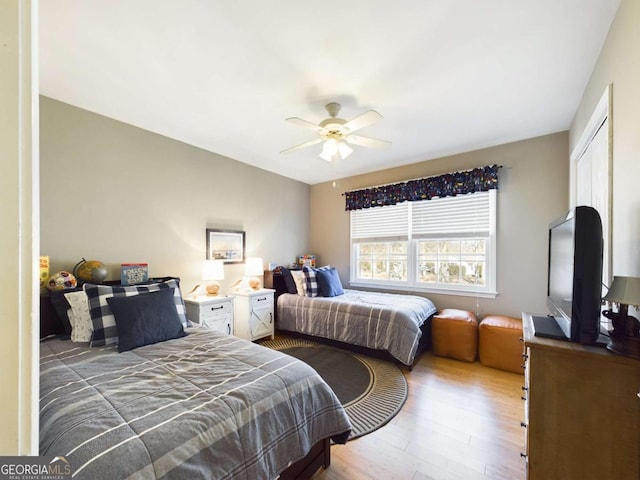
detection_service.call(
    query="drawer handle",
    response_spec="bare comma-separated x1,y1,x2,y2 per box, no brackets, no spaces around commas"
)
227,324,231,335
256,297,268,302
521,386,528,392
269,312,273,324
520,452,527,459
520,421,527,429
210,305,225,311
521,395,527,401
522,353,528,360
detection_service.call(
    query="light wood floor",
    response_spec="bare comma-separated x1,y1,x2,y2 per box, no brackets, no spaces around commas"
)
312,351,526,480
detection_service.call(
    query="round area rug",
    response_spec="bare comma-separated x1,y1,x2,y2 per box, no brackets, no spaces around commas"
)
260,337,408,440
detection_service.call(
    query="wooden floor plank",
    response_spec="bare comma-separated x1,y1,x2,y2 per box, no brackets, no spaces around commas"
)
312,351,526,480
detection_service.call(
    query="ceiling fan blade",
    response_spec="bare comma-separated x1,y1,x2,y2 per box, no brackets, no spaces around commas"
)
342,110,383,133
346,134,391,149
280,137,324,154
285,117,326,134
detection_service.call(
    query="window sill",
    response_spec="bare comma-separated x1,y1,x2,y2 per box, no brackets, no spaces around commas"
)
349,281,498,299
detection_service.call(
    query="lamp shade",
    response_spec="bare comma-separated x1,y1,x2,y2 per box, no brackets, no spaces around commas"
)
244,257,264,277
202,259,224,281
604,276,640,307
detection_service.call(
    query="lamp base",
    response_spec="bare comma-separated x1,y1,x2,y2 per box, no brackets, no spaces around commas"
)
248,276,261,290
205,281,220,296
607,334,640,360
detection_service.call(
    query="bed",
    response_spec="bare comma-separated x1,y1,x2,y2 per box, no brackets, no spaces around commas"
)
40,278,351,479
270,267,437,367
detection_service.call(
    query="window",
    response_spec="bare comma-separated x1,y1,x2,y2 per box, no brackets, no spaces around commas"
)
350,190,497,297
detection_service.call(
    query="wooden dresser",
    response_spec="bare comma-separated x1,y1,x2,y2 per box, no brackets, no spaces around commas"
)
521,312,640,479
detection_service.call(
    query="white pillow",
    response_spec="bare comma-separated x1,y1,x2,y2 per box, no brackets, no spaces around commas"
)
290,270,306,296
64,290,93,342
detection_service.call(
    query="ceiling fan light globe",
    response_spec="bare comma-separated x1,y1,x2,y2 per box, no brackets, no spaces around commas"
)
319,150,333,162
322,138,338,155
338,141,353,159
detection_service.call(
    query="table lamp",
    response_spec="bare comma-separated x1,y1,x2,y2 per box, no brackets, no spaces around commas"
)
603,275,640,358
245,257,264,290
202,259,225,296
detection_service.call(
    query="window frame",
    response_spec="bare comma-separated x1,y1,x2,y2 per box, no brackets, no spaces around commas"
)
349,190,497,298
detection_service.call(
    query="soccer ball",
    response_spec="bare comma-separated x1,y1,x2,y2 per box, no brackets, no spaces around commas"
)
47,271,78,291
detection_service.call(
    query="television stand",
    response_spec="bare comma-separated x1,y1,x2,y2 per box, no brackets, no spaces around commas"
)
521,312,640,479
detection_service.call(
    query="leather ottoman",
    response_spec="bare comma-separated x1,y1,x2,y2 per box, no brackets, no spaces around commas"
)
479,315,524,374
432,309,478,362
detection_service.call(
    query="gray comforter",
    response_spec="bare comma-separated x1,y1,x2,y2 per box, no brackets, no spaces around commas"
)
40,328,351,479
277,289,437,365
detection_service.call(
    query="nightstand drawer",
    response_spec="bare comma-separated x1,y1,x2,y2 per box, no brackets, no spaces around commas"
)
249,294,273,309
200,301,232,318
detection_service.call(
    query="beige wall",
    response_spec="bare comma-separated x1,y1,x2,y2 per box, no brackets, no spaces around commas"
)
310,132,569,318
570,0,640,277
40,97,310,293
0,0,38,455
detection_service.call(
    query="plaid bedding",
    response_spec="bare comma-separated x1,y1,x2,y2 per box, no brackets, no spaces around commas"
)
277,289,437,365
40,328,351,479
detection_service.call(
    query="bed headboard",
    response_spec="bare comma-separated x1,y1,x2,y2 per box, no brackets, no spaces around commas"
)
265,268,290,298
40,292,67,339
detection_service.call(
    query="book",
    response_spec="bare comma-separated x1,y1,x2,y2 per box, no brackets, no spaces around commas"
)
40,256,50,289
120,263,149,286
297,254,316,268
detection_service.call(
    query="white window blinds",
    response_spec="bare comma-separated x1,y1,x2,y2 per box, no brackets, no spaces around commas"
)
350,202,409,242
412,191,491,237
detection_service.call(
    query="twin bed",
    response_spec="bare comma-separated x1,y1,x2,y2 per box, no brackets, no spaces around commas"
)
40,279,351,479
270,267,437,367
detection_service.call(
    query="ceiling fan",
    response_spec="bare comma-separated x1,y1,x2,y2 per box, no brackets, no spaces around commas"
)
281,102,391,162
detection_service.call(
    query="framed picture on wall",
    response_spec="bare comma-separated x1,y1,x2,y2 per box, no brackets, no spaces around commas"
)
206,228,245,263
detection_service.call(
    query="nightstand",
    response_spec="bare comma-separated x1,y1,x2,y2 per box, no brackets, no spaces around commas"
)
184,296,234,335
233,289,275,341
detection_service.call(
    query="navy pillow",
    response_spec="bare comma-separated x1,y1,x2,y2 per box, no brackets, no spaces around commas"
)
49,288,82,335
106,289,186,353
278,267,298,294
316,267,344,297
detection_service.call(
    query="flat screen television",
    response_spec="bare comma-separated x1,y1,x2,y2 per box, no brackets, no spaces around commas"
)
539,205,603,344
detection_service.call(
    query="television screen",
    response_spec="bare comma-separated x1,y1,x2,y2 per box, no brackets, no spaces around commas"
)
547,215,574,337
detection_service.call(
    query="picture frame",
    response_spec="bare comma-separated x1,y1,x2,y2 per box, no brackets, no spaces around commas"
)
206,228,245,263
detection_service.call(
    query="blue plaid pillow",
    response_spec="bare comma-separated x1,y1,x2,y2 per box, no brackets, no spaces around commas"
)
84,278,187,347
303,265,330,297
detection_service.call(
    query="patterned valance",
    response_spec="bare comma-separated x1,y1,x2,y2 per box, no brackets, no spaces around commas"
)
344,164,500,211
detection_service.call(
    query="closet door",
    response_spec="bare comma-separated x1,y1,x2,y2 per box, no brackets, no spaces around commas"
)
572,86,612,287
576,117,610,285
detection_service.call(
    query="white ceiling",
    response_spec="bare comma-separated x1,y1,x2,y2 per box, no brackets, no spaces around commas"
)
39,0,620,185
